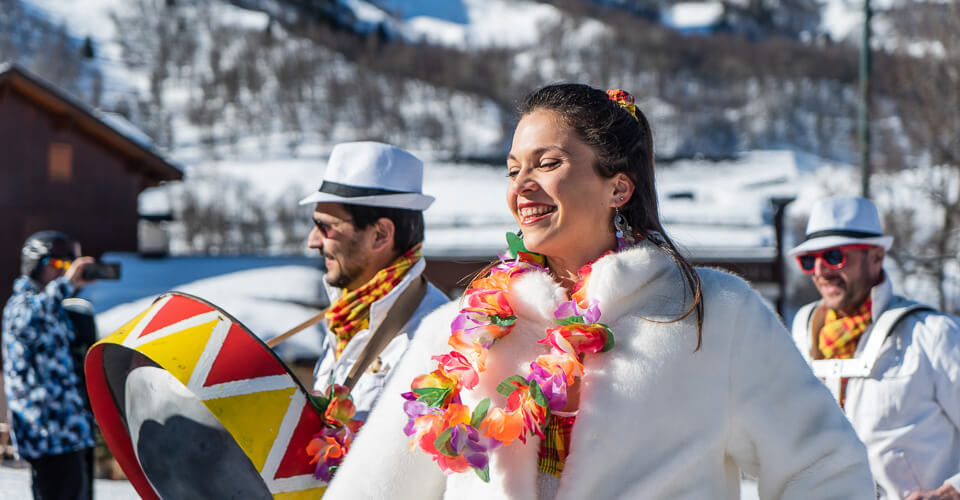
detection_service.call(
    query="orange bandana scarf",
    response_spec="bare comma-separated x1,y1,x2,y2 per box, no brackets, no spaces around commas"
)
326,244,421,359
818,297,873,359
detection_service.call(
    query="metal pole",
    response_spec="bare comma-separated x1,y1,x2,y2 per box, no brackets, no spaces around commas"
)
859,0,872,198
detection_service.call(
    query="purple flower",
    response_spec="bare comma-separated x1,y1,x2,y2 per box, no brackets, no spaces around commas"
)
554,299,601,324
528,363,568,411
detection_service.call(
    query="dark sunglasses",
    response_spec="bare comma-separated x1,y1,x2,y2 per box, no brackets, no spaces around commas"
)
313,217,354,237
796,244,873,274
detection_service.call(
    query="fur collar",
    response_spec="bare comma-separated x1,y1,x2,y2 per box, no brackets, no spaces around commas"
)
443,241,695,498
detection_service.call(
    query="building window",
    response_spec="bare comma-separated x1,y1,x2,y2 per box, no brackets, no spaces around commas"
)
48,143,73,183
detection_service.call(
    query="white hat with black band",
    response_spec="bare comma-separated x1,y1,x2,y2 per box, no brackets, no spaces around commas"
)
789,196,894,256
299,141,435,211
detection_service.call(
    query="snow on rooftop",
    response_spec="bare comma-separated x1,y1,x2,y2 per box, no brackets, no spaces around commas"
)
97,110,155,148
662,1,724,30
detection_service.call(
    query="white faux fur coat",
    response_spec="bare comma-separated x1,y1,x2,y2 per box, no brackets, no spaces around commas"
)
324,242,875,500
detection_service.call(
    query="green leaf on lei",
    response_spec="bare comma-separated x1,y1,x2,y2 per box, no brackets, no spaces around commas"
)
306,393,330,414
528,379,548,408
471,398,491,428
474,464,491,482
433,427,459,457
505,231,527,259
496,375,527,397
413,387,452,408
554,315,585,326
490,314,517,327
601,324,615,352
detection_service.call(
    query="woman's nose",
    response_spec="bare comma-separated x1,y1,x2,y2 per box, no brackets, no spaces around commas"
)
514,169,538,194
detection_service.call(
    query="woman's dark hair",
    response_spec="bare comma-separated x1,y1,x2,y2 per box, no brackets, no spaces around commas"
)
517,83,704,348
342,204,425,254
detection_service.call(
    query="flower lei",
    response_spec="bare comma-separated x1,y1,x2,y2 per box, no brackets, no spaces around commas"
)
402,233,615,481
305,384,364,481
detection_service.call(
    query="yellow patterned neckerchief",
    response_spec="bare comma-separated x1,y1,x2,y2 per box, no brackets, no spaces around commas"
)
818,298,873,408
819,298,873,359
325,244,421,359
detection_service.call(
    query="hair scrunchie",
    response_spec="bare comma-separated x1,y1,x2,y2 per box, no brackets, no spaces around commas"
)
606,88,639,121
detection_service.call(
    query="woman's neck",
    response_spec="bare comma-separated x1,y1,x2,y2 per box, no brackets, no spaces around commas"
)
546,235,618,293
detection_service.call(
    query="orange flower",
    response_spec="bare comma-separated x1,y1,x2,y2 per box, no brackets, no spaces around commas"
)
480,406,524,445
306,435,344,465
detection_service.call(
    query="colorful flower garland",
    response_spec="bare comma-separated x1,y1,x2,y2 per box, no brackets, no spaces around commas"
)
305,384,364,481
402,234,615,481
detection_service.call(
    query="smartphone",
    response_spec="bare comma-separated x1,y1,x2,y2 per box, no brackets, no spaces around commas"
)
82,262,122,280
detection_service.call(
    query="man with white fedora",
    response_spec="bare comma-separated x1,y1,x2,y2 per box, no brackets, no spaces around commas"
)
789,196,960,500
299,141,449,421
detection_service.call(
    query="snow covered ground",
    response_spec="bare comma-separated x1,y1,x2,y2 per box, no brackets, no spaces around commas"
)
0,460,760,499
0,463,138,500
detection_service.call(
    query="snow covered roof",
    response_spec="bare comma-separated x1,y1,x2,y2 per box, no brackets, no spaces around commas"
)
661,1,724,30
0,63,182,184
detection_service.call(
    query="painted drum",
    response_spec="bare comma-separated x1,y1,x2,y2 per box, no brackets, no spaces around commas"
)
85,292,327,500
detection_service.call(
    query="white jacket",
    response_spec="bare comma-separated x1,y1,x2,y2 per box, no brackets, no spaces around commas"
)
325,242,874,500
792,276,960,499
313,258,450,420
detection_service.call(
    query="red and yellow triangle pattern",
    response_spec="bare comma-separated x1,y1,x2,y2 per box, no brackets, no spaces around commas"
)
87,292,326,499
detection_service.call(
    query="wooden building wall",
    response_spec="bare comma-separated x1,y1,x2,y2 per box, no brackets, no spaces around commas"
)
0,87,142,306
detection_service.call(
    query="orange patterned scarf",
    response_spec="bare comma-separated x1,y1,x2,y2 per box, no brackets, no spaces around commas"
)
818,298,873,359
326,244,421,359
817,298,872,407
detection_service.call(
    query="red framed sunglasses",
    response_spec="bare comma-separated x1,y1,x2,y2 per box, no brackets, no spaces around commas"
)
796,244,874,273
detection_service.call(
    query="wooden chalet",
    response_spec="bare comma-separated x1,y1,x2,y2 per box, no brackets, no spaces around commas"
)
0,63,182,305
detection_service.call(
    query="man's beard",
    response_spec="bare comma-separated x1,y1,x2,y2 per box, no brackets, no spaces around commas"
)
325,256,357,289
322,234,366,289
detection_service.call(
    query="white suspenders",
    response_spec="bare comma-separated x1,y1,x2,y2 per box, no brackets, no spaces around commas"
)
808,302,932,401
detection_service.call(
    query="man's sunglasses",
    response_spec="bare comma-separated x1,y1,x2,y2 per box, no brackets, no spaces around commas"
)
796,244,873,274
312,217,354,238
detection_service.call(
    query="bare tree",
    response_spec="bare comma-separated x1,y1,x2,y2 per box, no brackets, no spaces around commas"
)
881,2,960,312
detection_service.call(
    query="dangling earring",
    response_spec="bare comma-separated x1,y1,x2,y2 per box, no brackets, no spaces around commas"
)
614,207,635,249
517,229,523,240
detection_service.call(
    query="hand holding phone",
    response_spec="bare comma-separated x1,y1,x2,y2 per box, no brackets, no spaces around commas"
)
81,262,122,281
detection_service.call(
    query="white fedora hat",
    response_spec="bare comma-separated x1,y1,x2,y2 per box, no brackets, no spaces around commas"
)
299,141,435,210
789,196,893,256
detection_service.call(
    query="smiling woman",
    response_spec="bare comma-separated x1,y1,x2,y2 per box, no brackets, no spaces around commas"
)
322,84,877,500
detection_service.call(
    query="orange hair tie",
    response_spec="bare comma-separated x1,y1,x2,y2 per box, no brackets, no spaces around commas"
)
606,88,638,121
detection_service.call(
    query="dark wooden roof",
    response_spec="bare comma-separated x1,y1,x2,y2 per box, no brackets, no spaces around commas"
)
0,63,182,185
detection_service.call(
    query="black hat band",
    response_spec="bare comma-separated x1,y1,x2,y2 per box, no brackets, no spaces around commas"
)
804,229,883,241
318,181,412,198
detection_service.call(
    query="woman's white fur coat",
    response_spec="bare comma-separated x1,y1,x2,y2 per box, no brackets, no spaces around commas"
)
324,242,875,500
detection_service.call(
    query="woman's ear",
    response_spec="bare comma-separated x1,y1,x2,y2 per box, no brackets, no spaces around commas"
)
371,217,396,253
611,173,635,207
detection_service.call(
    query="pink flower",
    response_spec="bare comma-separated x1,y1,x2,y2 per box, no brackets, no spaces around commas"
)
433,352,479,390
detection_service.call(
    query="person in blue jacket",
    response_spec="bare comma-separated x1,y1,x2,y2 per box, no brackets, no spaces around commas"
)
2,231,97,500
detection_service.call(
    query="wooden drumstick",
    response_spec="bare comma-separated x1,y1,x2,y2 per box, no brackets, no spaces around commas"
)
266,308,328,348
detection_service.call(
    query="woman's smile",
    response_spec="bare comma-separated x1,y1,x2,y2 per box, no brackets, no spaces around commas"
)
518,202,557,224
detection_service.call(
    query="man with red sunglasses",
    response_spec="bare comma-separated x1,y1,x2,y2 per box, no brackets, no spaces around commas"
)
2,231,98,500
789,196,960,500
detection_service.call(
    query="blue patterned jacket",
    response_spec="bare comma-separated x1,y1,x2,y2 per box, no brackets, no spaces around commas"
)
2,276,95,459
